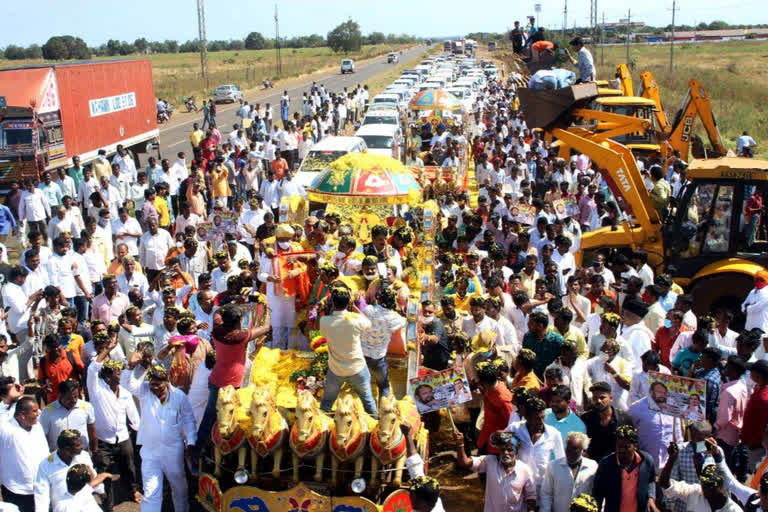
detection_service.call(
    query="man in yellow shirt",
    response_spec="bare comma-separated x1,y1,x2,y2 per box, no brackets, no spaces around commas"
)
189,122,205,161
210,160,231,208
153,183,171,230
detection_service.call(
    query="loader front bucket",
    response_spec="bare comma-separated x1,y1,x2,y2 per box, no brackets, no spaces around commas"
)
517,83,599,130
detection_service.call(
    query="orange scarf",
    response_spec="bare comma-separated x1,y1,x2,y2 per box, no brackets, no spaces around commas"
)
273,245,313,307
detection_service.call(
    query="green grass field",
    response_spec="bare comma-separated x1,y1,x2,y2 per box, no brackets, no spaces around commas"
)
594,40,768,157
0,44,406,106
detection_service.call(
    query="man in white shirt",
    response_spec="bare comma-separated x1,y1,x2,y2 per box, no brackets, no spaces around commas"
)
33,429,99,512
737,130,757,157
0,397,49,512
86,355,140,510
108,164,130,204
121,357,196,512
620,297,655,368
111,207,142,257
53,465,110,512
46,237,88,309
77,168,99,210
4,267,44,380
21,248,49,297
238,197,266,253
461,296,504,341
116,256,150,300
540,432,597,512
178,238,209,286
211,251,241,294
47,206,76,245
174,201,202,235
38,380,96,452
113,145,137,183
19,179,50,241
628,350,671,407
139,217,174,283
506,397,566,494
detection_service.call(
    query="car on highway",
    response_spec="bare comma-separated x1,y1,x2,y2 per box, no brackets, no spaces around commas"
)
387,52,399,63
361,109,400,128
370,93,401,111
214,84,243,103
355,124,401,158
296,136,367,188
445,87,474,112
340,59,355,74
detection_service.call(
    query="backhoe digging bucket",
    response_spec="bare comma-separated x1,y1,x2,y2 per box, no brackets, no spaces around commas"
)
517,83,599,130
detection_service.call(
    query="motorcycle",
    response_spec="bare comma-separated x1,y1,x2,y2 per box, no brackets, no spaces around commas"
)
184,96,199,112
263,78,273,89
157,103,174,124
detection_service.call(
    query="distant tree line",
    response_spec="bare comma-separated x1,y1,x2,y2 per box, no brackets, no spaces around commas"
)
1,22,420,61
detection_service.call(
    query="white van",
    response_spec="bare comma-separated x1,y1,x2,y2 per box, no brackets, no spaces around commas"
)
355,124,401,158
296,136,367,188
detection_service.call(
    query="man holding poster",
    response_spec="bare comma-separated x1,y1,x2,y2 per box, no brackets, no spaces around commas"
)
628,380,683,469
647,371,707,423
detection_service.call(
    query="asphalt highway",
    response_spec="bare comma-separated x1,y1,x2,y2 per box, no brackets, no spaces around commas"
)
155,45,428,159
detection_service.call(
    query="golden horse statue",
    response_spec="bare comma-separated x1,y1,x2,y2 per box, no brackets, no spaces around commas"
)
369,395,422,487
247,387,288,479
212,385,248,478
288,389,329,482
329,393,374,487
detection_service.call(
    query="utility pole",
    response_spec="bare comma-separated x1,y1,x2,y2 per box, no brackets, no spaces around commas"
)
601,12,605,66
274,2,282,75
669,0,678,72
562,0,567,38
196,0,208,84
625,9,631,65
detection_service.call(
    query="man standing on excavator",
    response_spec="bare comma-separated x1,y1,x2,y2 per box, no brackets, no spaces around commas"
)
566,37,596,83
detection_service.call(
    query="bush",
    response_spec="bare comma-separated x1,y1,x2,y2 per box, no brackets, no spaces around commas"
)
4,45,26,60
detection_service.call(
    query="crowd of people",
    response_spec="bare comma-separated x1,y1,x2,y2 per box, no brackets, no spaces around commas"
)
0,43,765,512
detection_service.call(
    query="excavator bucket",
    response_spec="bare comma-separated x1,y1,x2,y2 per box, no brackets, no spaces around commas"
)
517,83,599,130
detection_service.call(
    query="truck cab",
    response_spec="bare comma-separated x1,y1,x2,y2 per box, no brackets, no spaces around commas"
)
0,106,64,183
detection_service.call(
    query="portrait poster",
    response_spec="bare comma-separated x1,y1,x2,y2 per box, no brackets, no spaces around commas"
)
511,204,536,226
565,197,580,217
409,367,472,414
647,371,707,421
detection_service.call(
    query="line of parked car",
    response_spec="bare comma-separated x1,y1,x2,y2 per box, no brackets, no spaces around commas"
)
294,53,500,188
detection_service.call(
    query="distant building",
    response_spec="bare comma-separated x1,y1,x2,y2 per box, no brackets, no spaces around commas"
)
665,28,768,41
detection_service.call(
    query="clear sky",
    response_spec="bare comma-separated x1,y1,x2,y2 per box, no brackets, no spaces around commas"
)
2,0,767,47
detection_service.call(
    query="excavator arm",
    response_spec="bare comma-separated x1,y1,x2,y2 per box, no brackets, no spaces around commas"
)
550,128,661,241
571,108,653,141
667,78,728,159
638,71,671,133
615,64,634,96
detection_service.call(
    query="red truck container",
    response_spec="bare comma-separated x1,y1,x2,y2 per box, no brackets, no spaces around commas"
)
0,59,159,185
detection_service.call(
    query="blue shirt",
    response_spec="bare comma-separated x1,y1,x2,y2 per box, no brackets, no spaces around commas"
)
0,204,17,235
39,182,63,207
544,408,586,444
671,347,701,375
693,366,722,424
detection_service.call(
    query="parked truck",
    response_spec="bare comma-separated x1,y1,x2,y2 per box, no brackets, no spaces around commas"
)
0,59,159,185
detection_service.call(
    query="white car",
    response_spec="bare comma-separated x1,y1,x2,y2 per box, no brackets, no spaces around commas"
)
361,109,399,128
340,59,355,74
355,124,401,158
296,136,367,188
213,84,243,103
387,52,399,63
371,93,401,110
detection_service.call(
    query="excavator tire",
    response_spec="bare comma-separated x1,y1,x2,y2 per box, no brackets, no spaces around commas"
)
689,272,753,330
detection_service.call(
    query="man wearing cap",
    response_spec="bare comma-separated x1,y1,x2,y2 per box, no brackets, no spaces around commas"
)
258,224,311,349
34,429,101,512
620,296,654,368
122,358,196,512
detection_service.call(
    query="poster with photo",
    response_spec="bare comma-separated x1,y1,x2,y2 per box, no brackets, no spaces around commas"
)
511,204,536,226
409,367,472,414
553,199,569,220
195,222,218,243
647,371,707,421
565,197,580,217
